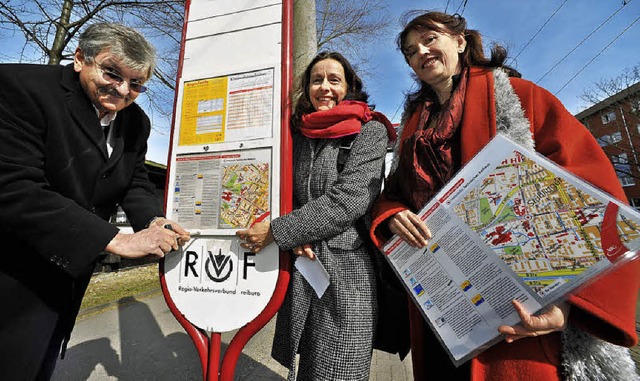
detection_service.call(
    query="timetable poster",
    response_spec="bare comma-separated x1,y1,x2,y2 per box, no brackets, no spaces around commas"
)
178,68,275,145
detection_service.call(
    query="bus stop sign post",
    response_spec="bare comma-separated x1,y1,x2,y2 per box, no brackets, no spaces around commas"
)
159,0,294,379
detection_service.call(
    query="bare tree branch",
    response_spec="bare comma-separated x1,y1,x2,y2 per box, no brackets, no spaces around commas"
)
315,0,391,77
0,0,185,132
0,0,388,132
580,63,640,105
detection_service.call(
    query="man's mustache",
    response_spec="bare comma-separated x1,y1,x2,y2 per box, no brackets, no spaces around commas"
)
98,86,126,98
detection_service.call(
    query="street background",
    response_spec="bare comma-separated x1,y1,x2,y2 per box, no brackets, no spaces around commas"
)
50,265,638,380
51,289,413,380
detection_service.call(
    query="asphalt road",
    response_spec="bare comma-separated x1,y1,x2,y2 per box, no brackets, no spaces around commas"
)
50,289,640,380
51,291,413,380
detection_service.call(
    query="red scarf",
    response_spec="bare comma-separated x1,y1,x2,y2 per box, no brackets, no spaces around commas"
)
299,100,396,142
384,68,468,211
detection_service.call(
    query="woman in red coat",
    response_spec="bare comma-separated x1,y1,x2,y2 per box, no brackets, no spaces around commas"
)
370,10,640,380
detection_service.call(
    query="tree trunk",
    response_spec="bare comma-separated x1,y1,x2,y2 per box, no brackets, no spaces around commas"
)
293,0,317,87
48,0,74,65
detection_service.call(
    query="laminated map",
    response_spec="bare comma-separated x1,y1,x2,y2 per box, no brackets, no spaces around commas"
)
382,133,640,366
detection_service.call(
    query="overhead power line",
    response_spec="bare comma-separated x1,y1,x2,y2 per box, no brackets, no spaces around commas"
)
536,0,631,83
512,0,569,62
554,14,640,95
454,0,469,15
390,82,415,123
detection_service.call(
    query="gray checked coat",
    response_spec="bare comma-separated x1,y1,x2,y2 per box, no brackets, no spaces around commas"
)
270,119,390,381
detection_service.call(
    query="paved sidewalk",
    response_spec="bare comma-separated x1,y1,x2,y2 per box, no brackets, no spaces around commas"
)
52,291,413,380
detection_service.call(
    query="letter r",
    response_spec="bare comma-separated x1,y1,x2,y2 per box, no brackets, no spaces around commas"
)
185,250,199,277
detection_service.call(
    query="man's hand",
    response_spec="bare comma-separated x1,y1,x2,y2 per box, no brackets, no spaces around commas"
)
148,217,191,245
106,219,191,258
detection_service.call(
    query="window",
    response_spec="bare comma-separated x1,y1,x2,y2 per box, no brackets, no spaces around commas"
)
601,110,616,124
612,153,635,187
610,131,622,144
631,98,640,113
614,152,629,165
630,198,640,212
597,136,609,147
597,132,622,146
619,175,635,187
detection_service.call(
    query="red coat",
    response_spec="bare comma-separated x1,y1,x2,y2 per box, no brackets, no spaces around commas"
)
370,67,640,380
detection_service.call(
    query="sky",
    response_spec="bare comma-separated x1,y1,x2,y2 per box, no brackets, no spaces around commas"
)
157,0,640,164
365,0,640,125
2,0,639,165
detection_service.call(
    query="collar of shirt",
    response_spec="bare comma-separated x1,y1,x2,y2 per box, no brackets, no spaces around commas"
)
94,106,116,157
93,106,118,127
100,112,117,127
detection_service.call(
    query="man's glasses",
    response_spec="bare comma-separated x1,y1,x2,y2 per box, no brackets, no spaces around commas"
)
95,63,148,93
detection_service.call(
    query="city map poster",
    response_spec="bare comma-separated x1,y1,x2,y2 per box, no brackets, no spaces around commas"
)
171,147,271,230
382,133,640,366
178,68,274,146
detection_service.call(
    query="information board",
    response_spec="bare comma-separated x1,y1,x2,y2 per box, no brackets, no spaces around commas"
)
162,0,290,333
382,134,640,365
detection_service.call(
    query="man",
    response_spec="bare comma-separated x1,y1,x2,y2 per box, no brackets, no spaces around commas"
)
0,22,189,379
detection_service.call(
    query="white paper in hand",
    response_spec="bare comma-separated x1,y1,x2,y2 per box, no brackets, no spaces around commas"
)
294,256,330,298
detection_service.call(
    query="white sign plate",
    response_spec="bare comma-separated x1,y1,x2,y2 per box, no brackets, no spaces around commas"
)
164,237,279,332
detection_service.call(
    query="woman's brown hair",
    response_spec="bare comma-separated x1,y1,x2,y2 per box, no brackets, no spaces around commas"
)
397,10,520,116
290,51,370,131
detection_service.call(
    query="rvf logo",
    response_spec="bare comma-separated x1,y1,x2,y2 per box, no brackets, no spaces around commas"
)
182,247,256,283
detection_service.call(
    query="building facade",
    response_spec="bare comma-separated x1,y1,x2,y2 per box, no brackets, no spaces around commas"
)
575,82,640,210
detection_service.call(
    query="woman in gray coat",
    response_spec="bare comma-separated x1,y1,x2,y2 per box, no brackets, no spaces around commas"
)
236,51,395,380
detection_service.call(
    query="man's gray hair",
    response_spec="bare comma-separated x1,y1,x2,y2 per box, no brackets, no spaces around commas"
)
78,22,156,80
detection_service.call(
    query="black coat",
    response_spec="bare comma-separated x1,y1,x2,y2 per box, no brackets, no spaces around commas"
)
0,63,163,378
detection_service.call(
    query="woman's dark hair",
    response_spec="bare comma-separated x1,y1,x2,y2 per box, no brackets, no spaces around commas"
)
397,10,520,116
291,51,370,131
